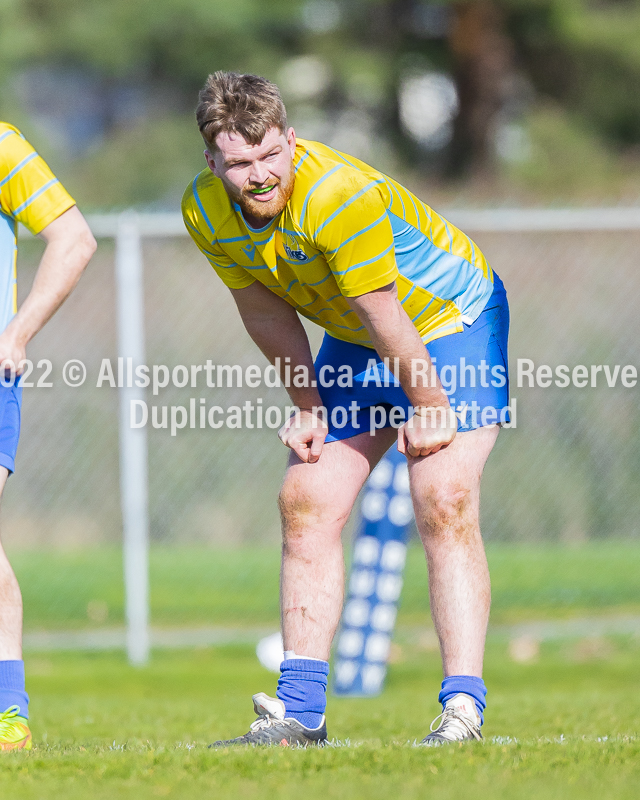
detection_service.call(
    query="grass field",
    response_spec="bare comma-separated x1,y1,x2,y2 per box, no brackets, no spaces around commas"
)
2,641,640,798
3,542,640,797
10,541,640,630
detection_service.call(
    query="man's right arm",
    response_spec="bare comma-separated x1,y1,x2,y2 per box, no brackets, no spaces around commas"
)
229,282,328,462
182,191,328,461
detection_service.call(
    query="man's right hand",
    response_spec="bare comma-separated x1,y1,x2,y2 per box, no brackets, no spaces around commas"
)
0,329,27,377
278,408,329,463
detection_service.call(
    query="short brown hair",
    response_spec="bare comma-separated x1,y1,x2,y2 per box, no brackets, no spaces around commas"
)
196,71,287,152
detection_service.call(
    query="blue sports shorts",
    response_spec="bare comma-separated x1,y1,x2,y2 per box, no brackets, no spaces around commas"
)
0,378,22,473
314,273,510,442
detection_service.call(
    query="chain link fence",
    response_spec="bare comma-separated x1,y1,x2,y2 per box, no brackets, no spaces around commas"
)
3,213,640,638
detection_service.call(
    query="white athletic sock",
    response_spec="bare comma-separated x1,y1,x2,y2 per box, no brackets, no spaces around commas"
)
283,651,327,663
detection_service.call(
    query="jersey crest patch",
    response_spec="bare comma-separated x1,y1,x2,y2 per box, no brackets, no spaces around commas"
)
283,235,309,263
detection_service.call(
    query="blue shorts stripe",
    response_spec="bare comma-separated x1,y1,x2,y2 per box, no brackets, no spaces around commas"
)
0,380,22,473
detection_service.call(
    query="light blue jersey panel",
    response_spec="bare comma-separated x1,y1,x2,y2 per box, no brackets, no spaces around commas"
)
389,212,493,325
0,211,17,334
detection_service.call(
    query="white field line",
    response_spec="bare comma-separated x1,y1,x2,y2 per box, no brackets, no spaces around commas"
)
398,614,640,645
22,614,640,652
23,626,276,652
489,614,640,641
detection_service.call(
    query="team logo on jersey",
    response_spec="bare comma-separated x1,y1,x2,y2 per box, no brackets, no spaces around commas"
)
283,235,309,263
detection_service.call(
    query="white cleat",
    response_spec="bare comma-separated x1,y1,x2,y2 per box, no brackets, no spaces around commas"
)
420,693,483,746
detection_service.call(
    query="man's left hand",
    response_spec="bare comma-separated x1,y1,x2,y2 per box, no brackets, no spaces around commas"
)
398,406,458,458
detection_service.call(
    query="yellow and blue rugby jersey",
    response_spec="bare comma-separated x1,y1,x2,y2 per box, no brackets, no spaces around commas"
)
182,138,494,348
0,122,75,334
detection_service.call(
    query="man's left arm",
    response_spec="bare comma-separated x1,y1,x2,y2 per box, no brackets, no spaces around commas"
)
310,176,456,455
346,282,457,458
0,206,96,372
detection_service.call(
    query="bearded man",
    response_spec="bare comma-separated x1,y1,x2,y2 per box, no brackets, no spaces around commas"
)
182,71,509,747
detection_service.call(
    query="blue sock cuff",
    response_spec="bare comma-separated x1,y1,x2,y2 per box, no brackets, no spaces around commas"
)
439,675,487,725
277,659,329,728
0,660,29,719
279,659,330,676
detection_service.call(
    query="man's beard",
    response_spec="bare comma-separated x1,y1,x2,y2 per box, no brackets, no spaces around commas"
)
234,160,295,224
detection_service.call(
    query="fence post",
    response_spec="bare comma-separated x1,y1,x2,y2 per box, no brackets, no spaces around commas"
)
116,210,150,666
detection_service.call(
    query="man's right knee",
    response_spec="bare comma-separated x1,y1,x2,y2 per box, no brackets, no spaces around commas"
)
278,480,351,540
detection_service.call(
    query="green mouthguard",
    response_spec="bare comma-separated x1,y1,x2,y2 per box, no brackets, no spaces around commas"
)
250,185,275,194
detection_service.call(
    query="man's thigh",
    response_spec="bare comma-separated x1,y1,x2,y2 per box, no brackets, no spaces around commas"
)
408,424,500,516
281,428,397,518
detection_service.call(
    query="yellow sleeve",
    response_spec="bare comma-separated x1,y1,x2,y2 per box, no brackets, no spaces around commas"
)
181,192,255,290
308,178,398,297
0,127,75,234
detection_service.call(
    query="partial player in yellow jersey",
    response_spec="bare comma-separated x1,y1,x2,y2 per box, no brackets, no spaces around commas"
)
0,123,96,750
183,73,510,747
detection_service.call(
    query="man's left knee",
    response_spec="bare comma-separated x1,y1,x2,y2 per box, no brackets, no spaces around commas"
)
417,484,476,537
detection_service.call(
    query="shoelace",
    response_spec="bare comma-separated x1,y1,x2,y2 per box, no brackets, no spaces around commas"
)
249,713,286,732
429,707,481,741
0,705,21,732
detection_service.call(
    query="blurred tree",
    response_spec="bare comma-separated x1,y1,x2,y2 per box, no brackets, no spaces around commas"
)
1,0,282,79
442,0,640,177
0,0,300,109
2,0,640,183
336,0,640,178
506,0,640,147
446,1,515,178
